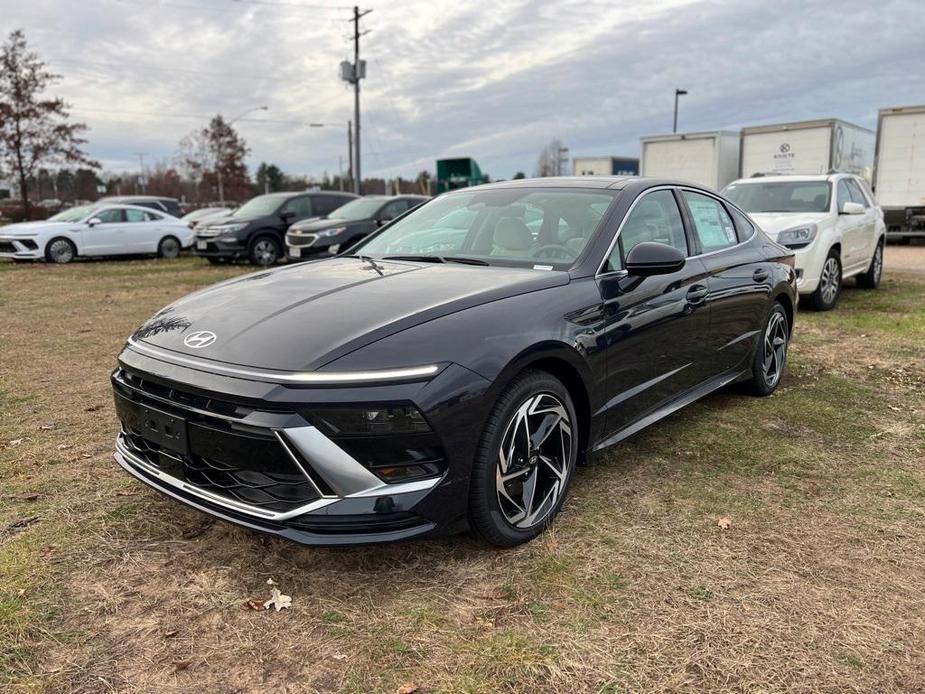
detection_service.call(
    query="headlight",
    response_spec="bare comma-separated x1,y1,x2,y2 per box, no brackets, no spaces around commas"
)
317,226,347,238
310,406,431,434
777,224,818,249
215,223,247,234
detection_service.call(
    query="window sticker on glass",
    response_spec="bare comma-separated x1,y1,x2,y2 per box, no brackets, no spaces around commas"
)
686,197,737,249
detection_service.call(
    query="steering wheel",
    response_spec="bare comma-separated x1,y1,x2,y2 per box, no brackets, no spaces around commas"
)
531,244,578,262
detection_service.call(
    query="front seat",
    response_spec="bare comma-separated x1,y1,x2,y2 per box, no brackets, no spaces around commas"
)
491,217,534,257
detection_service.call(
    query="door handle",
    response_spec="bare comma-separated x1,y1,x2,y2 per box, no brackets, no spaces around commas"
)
686,284,709,305
752,268,770,282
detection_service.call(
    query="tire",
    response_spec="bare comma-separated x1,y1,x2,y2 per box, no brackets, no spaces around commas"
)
808,249,841,311
157,236,181,259
743,301,790,396
45,237,77,264
856,240,884,289
468,370,578,547
248,235,281,267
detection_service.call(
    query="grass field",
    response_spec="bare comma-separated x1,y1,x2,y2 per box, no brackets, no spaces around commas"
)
2,256,924,693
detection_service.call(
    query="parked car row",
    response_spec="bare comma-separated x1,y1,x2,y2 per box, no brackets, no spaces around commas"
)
190,191,429,266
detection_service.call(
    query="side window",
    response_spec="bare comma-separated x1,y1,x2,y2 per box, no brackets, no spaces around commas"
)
283,196,313,219
682,191,738,252
728,206,755,242
845,179,869,208
145,211,164,221
95,208,123,224
125,209,148,223
379,200,409,221
606,190,687,272
314,196,342,216
836,180,852,212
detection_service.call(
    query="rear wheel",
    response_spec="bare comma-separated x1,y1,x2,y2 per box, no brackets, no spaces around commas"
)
248,235,280,266
468,371,578,547
744,301,790,396
157,236,181,259
45,237,76,264
808,250,841,311
856,240,883,289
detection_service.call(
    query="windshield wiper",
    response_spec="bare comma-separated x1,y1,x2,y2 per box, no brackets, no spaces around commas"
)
381,255,446,263
441,256,490,266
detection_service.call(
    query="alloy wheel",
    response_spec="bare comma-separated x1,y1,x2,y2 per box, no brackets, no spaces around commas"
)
496,393,574,529
820,256,840,305
48,239,75,263
159,237,180,258
762,311,788,388
253,239,278,266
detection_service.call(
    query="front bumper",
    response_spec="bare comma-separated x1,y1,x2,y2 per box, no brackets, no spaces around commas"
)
285,231,335,261
788,244,824,295
191,234,248,259
111,346,491,545
0,237,41,259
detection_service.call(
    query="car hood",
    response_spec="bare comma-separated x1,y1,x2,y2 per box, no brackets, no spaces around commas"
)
0,221,75,235
749,212,830,235
130,257,568,372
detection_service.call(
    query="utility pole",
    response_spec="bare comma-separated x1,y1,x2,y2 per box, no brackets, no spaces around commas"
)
343,6,370,195
135,152,147,193
673,88,687,133
347,119,353,192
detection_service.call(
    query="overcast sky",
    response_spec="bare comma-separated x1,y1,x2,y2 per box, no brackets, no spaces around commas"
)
4,0,924,180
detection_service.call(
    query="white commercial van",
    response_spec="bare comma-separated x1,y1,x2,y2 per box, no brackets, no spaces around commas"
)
873,105,925,243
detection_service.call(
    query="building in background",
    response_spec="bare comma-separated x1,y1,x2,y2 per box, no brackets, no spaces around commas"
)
436,158,484,193
573,156,639,177
640,130,740,190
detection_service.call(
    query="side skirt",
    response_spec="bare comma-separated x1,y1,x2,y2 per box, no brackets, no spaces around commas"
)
591,368,747,452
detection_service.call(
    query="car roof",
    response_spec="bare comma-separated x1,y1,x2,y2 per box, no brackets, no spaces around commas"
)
729,174,856,185
101,195,177,202
450,176,711,193
91,203,174,213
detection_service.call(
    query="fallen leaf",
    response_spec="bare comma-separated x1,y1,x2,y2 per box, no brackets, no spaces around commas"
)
246,599,266,611
56,444,71,451
265,586,292,612
396,684,419,694
8,438,23,447
717,517,732,530
332,654,348,661
85,405,102,412
173,660,191,672
163,630,178,639
266,577,276,585
39,424,55,431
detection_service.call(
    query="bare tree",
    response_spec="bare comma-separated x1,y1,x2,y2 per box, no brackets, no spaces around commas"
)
175,115,250,203
534,138,569,177
0,29,96,216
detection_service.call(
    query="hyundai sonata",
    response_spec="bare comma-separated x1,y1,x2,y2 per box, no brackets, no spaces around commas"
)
111,177,796,546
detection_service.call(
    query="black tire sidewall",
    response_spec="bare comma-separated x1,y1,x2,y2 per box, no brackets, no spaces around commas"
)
858,241,883,289
249,234,280,266
748,301,789,396
468,370,578,547
811,250,841,310
158,236,181,258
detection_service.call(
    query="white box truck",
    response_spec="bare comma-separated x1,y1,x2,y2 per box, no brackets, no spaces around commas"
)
640,131,740,190
873,105,925,242
740,118,874,180
573,156,639,176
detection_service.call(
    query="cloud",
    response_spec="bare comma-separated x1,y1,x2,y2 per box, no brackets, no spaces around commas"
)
4,0,924,181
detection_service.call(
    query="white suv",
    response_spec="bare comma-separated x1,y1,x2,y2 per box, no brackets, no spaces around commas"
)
722,174,885,310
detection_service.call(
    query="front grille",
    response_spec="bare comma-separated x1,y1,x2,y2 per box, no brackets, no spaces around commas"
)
0,241,16,253
287,512,429,535
286,233,317,247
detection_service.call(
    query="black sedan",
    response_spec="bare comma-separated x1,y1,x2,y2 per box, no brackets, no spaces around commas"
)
111,177,796,547
285,194,429,260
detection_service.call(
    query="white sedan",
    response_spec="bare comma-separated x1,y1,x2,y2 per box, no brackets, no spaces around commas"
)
0,204,194,264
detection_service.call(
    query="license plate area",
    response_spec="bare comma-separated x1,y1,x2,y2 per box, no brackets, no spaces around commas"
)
289,246,301,258
114,391,189,456
196,240,208,250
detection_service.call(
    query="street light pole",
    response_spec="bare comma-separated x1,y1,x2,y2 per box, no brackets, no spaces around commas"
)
218,106,267,203
673,89,687,133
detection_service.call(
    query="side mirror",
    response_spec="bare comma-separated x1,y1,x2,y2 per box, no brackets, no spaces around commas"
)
280,210,295,221
625,241,686,277
87,217,102,227
376,217,391,227
840,202,865,215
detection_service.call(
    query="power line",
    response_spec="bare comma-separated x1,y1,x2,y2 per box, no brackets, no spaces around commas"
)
70,106,314,125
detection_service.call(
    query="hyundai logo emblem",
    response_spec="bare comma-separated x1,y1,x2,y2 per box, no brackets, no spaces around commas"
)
184,330,217,349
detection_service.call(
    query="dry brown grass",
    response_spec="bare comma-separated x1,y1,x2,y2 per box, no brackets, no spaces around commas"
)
2,257,925,693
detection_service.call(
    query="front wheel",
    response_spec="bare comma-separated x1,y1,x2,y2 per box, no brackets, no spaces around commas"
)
45,237,76,264
468,370,578,547
808,250,841,311
744,301,790,396
248,235,280,266
856,240,883,289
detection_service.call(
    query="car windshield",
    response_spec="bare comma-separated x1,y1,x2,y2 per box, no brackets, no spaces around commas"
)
330,197,388,220
231,194,288,218
48,205,95,222
722,181,831,213
354,188,616,269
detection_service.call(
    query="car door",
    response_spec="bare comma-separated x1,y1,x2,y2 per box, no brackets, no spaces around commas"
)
835,178,866,270
596,187,712,437
122,208,159,253
84,207,126,253
845,177,878,269
680,189,771,375
281,195,314,224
